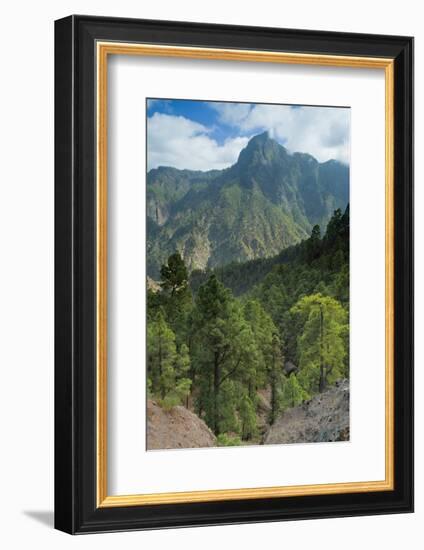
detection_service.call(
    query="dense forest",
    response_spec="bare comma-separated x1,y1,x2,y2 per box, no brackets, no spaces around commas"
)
147,205,349,446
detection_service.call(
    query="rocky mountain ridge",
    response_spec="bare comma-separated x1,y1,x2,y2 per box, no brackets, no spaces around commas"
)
147,132,349,277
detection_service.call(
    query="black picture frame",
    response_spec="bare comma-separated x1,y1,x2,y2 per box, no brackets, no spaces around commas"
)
55,15,414,534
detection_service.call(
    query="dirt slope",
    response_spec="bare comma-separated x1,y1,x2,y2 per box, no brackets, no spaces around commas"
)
147,399,217,450
264,379,349,445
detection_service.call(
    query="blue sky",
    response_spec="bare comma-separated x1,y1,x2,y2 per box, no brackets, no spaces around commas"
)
148,99,258,146
147,99,350,171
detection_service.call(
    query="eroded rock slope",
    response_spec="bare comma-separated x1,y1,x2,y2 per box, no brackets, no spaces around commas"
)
147,399,217,450
264,379,349,445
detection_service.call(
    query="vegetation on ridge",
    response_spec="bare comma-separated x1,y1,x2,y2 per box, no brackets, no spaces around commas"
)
147,133,349,278
147,206,349,445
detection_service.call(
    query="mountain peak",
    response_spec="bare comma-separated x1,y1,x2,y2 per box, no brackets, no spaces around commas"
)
146,133,349,276
237,131,286,169
248,130,273,144
245,131,282,150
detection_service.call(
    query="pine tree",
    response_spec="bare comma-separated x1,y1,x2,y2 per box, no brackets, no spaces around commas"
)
306,224,321,261
175,343,190,379
217,380,240,435
159,252,192,346
147,311,177,400
324,208,343,245
290,293,348,395
243,300,278,393
269,333,283,425
281,373,309,410
174,343,192,408
191,275,255,435
147,313,192,408
160,252,188,296
239,394,257,440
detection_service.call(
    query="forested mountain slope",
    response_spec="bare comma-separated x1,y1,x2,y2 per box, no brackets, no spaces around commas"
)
147,132,349,277
147,207,349,447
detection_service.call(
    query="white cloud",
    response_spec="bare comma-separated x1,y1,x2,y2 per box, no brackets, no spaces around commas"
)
211,103,350,164
147,112,249,171
208,102,252,126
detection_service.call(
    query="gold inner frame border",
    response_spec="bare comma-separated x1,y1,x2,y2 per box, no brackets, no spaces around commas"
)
96,42,394,508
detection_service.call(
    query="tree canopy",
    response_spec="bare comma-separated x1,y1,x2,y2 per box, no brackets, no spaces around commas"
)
147,206,350,443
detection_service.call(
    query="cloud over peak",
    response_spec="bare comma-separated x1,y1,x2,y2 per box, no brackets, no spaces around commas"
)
147,101,350,171
147,112,249,171
210,102,350,165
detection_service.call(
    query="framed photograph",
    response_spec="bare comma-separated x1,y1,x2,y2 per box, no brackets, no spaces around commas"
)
54,15,413,534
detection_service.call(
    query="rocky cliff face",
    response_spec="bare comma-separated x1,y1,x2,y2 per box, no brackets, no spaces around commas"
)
147,400,217,450
264,379,349,445
147,132,349,277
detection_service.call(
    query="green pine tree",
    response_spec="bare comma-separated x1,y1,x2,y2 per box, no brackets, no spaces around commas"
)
160,251,188,296
159,252,192,346
290,293,348,395
239,394,258,440
281,373,309,410
269,333,284,425
147,311,178,400
191,275,256,435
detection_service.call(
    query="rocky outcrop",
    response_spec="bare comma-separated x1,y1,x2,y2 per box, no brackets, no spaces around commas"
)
264,379,349,445
147,400,217,450
283,360,298,376
146,276,161,292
